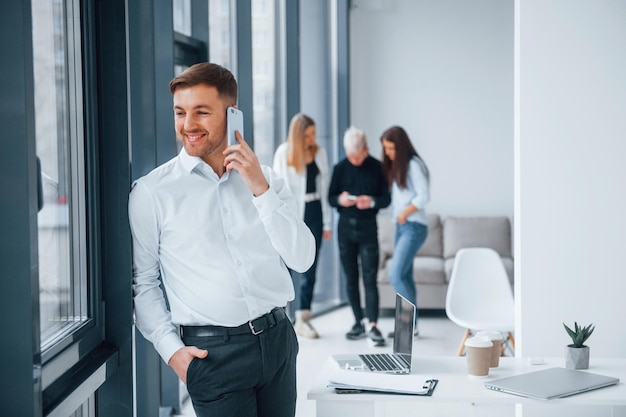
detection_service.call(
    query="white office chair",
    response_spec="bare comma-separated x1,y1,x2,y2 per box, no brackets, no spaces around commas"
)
445,247,515,356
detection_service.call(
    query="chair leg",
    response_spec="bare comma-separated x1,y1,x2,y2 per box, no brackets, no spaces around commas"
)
507,332,515,350
457,329,471,356
500,332,516,356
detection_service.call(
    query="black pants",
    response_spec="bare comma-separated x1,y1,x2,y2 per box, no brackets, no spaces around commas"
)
288,200,323,318
183,318,299,417
337,216,380,324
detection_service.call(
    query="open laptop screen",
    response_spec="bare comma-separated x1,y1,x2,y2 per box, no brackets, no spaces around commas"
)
394,294,416,364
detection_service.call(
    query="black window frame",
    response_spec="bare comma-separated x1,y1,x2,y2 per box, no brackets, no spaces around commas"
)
1,0,133,415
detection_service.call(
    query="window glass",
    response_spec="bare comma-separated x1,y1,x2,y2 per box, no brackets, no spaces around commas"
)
208,0,234,70
32,0,88,350
173,0,191,36
251,0,280,166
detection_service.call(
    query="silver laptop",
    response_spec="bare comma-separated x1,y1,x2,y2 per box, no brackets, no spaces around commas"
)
485,367,620,400
332,293,416,374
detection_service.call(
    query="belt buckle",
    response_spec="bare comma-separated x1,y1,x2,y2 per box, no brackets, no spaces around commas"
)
248,320,264,335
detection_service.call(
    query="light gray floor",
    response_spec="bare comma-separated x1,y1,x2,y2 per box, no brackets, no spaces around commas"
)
174,305,466,417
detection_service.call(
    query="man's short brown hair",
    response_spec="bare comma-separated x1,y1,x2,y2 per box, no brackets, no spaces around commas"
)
169,62,238,105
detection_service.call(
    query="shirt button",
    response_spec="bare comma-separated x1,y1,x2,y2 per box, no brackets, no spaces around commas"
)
236,260,242,266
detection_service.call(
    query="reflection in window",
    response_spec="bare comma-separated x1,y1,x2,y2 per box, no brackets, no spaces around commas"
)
32,0,88,350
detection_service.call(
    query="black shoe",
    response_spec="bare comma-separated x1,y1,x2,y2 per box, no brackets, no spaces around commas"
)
368,326,385,346
346,322,366,340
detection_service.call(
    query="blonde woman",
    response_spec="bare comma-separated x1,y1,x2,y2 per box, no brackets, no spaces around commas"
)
273,113,332,338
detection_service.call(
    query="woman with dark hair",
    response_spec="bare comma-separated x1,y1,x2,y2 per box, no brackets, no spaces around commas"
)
380,126,430,336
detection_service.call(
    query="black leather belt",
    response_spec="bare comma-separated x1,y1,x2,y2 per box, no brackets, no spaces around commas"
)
180,307,287,338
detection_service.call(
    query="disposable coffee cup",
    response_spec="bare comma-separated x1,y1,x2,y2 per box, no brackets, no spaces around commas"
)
475,331,504,368
464,336,492,378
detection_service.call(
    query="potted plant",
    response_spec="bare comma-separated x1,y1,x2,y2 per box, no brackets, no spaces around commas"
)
563,322,595,370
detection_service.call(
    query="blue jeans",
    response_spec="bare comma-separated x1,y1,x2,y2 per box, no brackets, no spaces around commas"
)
389,221,428,321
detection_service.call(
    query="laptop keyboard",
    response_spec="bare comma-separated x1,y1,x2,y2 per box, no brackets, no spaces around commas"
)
359,354,406,372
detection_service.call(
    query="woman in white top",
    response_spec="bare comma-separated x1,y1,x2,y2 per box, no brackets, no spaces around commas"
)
273,113,332,338
381,126,430,335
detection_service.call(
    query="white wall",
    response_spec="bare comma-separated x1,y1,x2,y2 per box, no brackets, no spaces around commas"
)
350,0,626,359
517,0,626,358
350,0,514,217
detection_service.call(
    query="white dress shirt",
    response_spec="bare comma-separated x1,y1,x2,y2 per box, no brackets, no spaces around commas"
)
128,148,315,363
391,157,430,225
272,142,332,232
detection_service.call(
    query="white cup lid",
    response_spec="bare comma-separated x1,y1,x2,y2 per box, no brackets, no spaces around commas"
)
475,331,504,341
465,335,493,348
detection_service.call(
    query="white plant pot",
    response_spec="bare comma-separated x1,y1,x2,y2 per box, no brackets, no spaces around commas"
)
565,345,590,369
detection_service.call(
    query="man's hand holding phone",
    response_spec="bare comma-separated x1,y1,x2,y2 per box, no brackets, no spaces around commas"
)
340,192,357,207
223,107,269,197
226,106,244,148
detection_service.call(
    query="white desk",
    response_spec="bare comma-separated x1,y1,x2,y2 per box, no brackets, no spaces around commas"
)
307,357,626,417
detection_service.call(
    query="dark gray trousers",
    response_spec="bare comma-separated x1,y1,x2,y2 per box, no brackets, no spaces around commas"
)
183,318,298,417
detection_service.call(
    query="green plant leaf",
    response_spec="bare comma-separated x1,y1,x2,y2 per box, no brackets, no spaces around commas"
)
563,322,595,348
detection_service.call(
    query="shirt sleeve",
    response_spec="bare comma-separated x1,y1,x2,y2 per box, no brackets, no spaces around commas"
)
252,167,315,273
128,180,184,363
408,158,430,210
327,162,342,208
316,147,333,231
373,163,392,210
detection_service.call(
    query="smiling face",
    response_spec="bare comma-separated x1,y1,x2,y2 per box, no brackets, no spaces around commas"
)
173,84,229,165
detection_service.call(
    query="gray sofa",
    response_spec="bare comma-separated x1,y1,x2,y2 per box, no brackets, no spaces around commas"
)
375,213,514,310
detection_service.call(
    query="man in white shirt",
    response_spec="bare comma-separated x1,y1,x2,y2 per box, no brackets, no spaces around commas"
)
128,62,315,417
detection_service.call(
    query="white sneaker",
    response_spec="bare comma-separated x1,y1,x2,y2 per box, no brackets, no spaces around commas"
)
294,310,319,339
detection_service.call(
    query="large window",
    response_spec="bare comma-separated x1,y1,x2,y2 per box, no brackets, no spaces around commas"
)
251,0,282,166
173,0,191,36
208,0,235,70
33,0,89,352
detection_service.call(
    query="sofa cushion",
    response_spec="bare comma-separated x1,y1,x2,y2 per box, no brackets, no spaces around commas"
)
377,257,445,286
443,216,512,259
417,213,443,257
413,257,446,285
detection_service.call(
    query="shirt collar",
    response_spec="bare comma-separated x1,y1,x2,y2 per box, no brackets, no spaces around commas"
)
178,147,205,174
178,147,230,181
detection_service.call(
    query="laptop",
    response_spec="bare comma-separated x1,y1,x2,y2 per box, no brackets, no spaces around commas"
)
485,367,620,400
331,293,416,374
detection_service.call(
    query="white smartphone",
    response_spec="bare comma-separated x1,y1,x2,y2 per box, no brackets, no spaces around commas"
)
227,106,244,147
346,195,357,201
